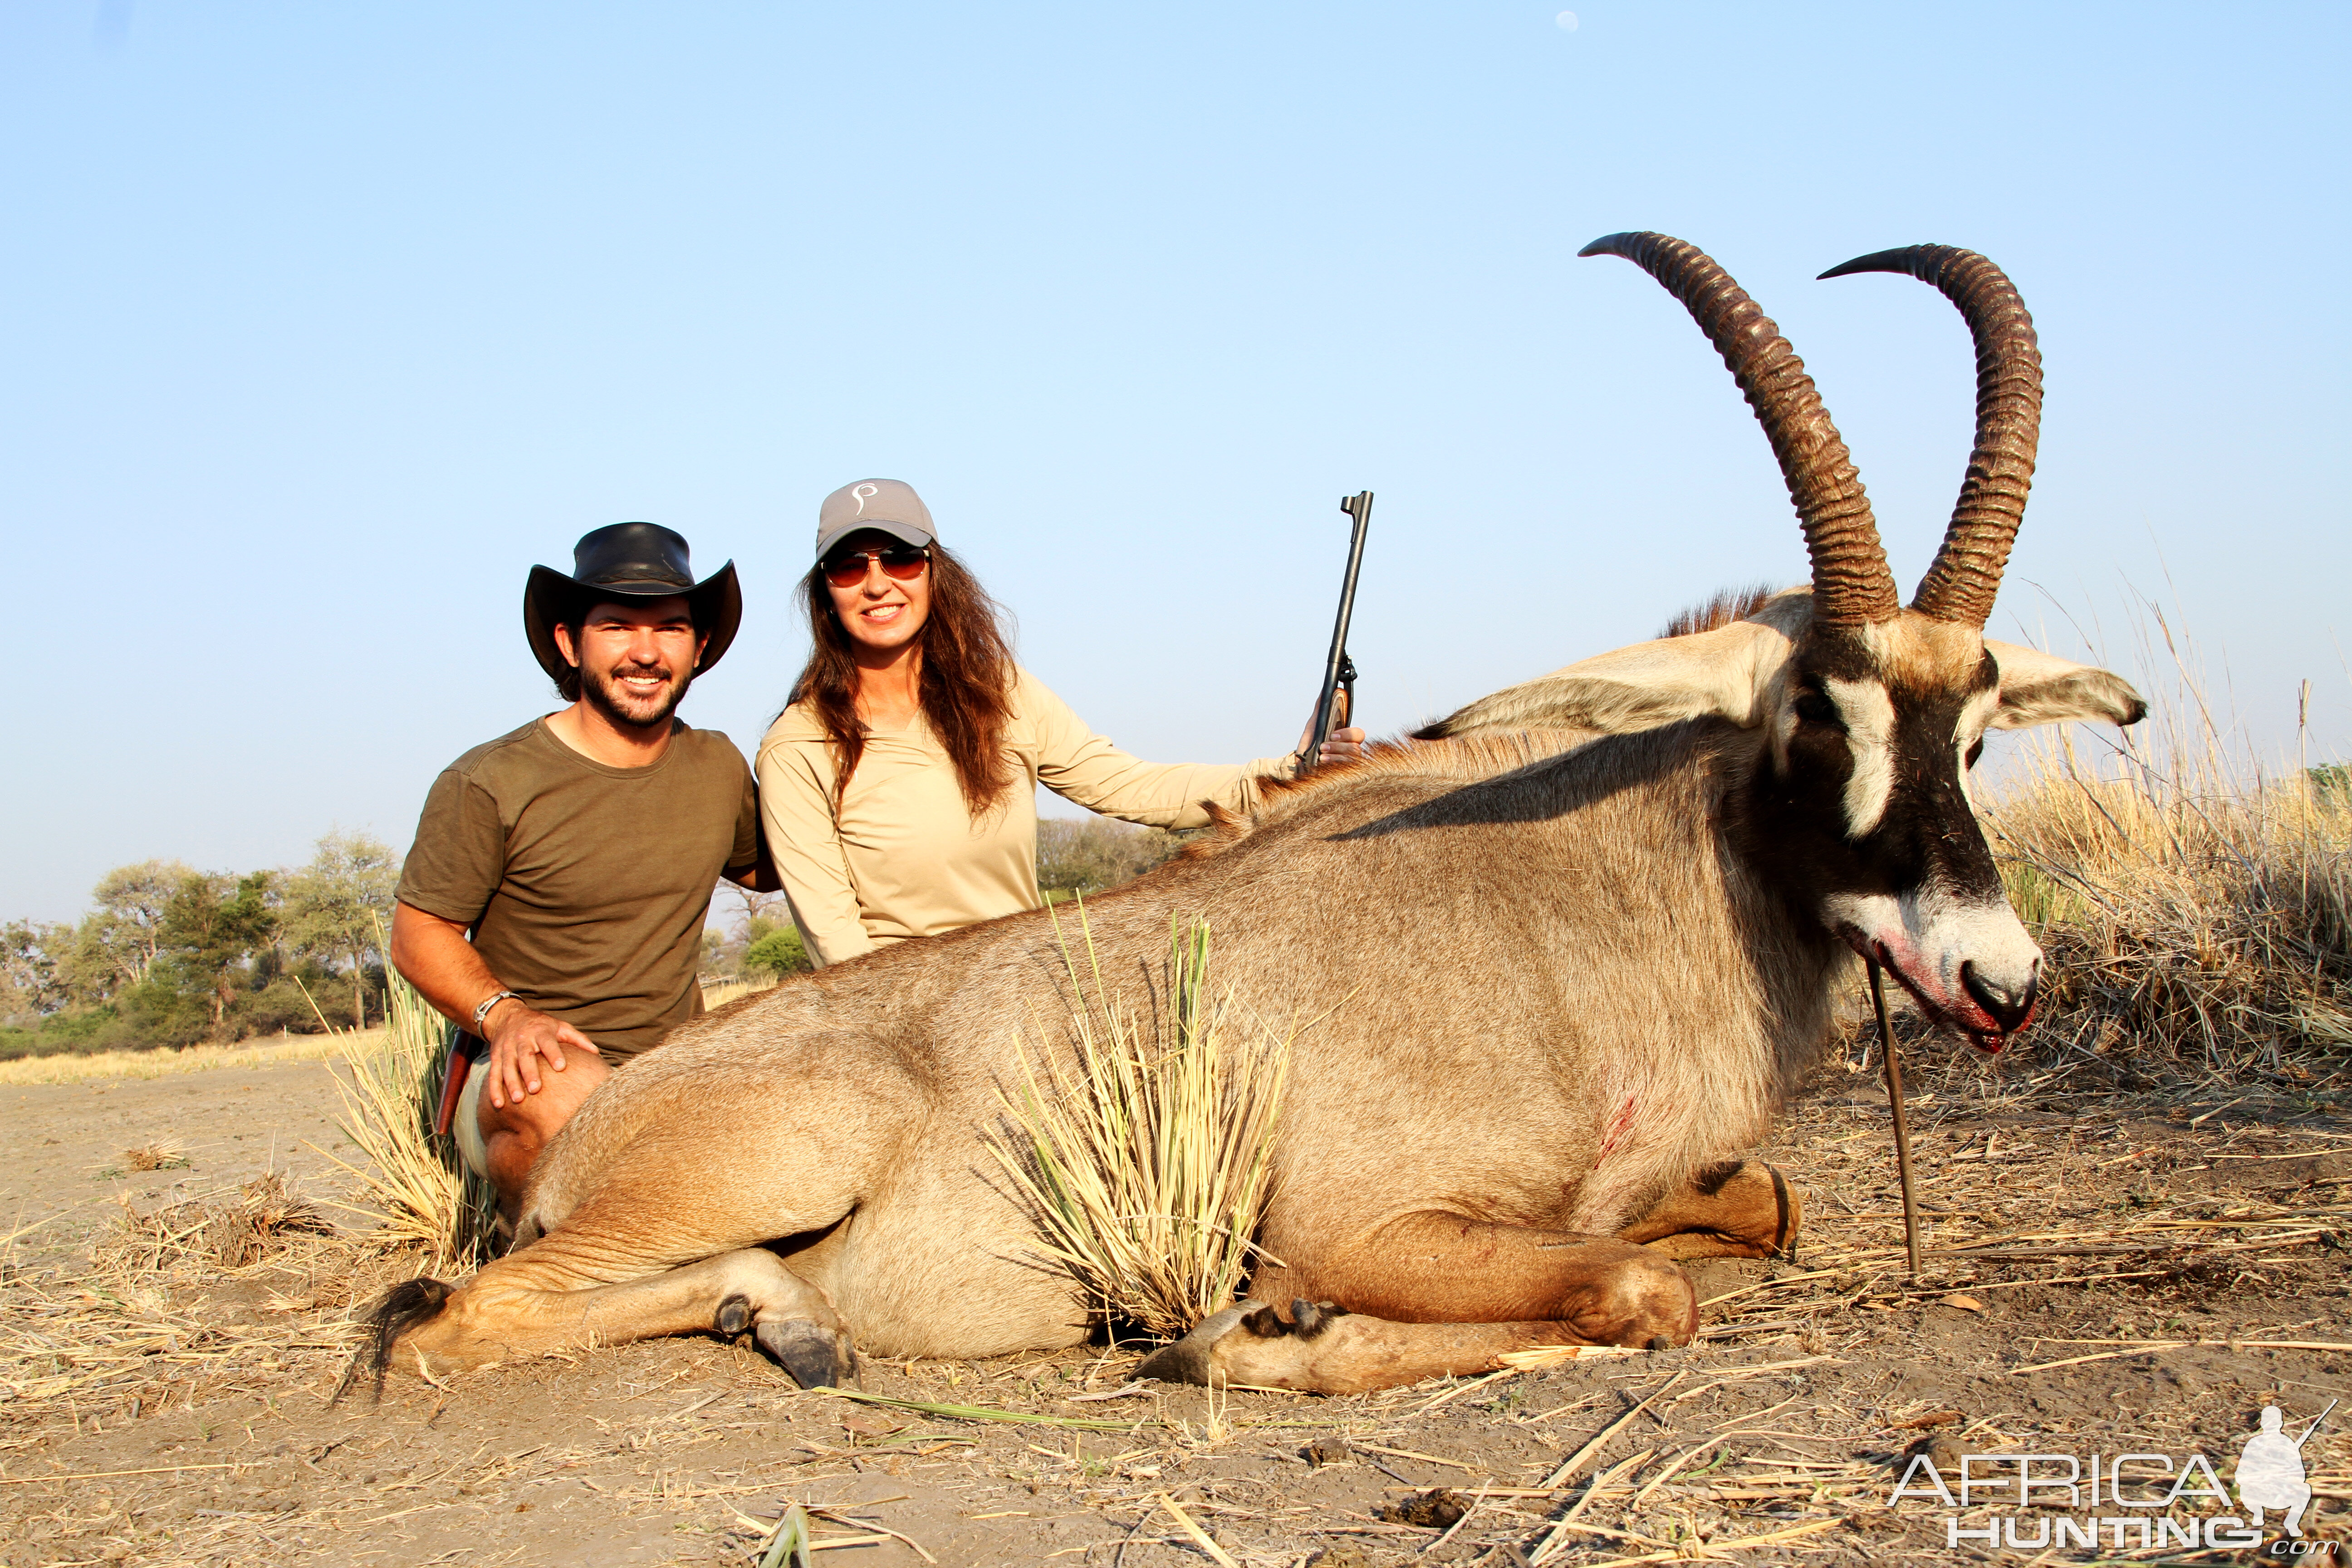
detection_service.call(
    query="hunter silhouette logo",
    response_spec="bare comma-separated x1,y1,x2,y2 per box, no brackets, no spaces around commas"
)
2237,1400,2332,1539
1883,1399,2338,1551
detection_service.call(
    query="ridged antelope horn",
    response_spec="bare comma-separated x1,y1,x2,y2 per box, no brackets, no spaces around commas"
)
1581,232,1899,627
1820,245,2040,629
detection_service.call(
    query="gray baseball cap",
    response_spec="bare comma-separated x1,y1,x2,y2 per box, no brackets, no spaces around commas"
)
816,478,936,563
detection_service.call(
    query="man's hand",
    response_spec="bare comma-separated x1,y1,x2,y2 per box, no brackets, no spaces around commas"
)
480,999,599,1111
391,902,604,1110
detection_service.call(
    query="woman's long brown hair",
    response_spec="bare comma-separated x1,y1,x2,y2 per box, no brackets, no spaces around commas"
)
787,543,1017,816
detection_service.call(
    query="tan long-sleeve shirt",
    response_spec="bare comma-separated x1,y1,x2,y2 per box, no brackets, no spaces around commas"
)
756,667,1300,968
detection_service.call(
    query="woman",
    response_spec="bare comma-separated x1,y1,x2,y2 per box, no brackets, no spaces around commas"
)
758,478,1367,968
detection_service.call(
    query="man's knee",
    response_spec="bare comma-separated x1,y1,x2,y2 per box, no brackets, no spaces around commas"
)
479,1052,608,1145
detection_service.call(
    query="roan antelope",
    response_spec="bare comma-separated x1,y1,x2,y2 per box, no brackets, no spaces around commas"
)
368,234,2143,1396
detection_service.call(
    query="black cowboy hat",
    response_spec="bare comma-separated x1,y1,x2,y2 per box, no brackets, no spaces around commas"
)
523,523,742,686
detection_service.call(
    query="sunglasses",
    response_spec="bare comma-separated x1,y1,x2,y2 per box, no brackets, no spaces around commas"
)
821,544,931,588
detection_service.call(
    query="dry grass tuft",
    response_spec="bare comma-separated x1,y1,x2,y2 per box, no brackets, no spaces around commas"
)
314,958,496,1274
0,1182,378,1419
95,1171,334,1275
1986,668,2352,1087
118,1139,191,1173
701,974,783,1011
986,910,1293,1343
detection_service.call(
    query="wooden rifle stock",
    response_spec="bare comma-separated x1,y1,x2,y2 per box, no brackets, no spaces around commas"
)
433,1026,484,1139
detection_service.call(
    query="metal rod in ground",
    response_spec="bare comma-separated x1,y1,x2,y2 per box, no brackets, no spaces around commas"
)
1870,959,1922,1276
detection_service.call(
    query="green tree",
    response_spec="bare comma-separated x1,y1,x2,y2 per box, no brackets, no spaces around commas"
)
0,920,71,1024
282,830,402,1029
744,925,810,978
160,870,277,1031
77,859,193,993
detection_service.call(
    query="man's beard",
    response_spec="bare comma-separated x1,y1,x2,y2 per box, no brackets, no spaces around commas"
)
581,660,693,730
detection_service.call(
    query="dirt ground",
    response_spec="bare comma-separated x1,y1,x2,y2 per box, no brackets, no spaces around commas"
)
2,1045,2347,1567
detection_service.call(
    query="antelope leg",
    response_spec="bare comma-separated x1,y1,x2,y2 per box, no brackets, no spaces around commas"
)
1253,1212,1698,1333
376,1247,851,1379
1149,1216,1698,1394
1138,1298,1628,1396
1615,1159,1803,1260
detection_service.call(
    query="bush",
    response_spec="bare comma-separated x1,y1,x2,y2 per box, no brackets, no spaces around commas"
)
1036,817,1182,899
9,1004,118,1053
744,926,811,978
243,972,341,1036
94,973,216,1050
1986,708,2351,1082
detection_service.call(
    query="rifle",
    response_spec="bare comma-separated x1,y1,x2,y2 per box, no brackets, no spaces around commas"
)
1305,491,1372,773
433,1025,485,1139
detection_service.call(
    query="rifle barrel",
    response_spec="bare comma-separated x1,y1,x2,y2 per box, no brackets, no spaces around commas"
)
1308,491,1373,769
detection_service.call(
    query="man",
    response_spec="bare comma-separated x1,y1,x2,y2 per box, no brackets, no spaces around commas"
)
389,522,770,1220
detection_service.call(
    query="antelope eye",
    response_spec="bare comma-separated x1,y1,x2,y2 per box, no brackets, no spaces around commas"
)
1793,689,1840,727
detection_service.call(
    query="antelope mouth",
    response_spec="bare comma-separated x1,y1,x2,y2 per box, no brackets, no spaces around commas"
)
1837,930,2021,1055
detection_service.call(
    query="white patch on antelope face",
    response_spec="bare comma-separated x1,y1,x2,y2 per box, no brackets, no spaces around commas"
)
1954,685,2001,808
1821,677,1896,838
1824,886,2044,1052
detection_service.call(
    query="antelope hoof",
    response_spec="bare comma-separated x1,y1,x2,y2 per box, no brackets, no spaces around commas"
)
755,1317,860,1390
715,1294,754,1337
1625,1160,1806,1263
343,1275,461,1401
1765,1162,1803,1259
1137,1302,1255,1387
1136,1298,1345,1387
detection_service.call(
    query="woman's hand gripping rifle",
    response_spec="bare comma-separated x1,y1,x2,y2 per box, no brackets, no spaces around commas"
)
1304,491,1372,774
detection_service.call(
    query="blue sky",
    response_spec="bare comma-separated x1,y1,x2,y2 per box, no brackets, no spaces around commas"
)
4,2,2347,921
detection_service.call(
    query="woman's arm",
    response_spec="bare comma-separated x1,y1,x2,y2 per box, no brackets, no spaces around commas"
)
723,760,781,891
754,740,877,969
1025,673,1345,828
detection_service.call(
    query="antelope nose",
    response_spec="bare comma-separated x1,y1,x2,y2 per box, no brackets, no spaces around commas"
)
1960,961,2036,1034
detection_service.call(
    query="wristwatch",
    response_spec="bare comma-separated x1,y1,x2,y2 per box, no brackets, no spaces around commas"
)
471,990,520,1030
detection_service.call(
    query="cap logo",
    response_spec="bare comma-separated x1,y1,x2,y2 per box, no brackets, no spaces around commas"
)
852,483,879,515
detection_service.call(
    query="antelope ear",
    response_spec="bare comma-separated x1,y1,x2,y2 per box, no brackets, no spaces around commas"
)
1985,640,2147,730
1415,619,1794,739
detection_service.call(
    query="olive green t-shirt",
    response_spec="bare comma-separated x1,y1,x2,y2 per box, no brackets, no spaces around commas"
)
396,718,760,1061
